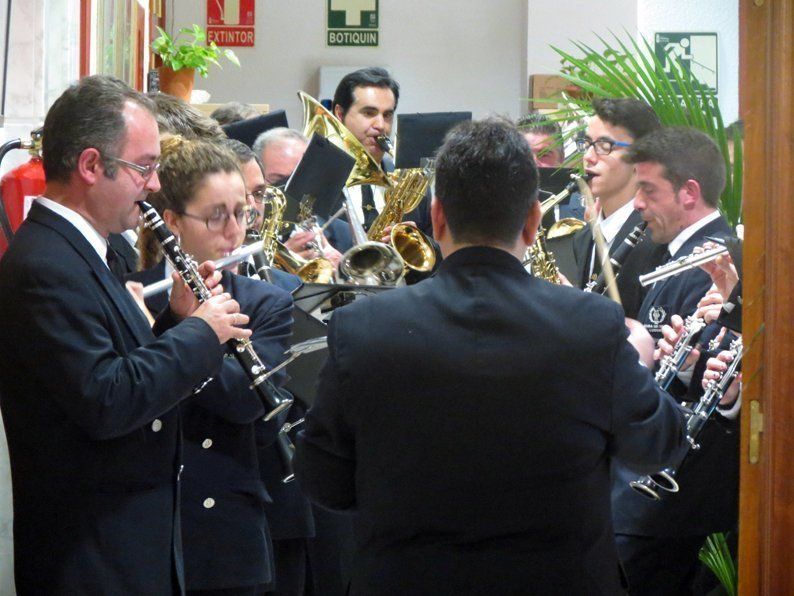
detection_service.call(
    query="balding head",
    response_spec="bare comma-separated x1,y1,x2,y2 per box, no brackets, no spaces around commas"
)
253,127,308,184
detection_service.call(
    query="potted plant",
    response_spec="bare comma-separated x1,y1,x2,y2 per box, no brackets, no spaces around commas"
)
151,24,240,101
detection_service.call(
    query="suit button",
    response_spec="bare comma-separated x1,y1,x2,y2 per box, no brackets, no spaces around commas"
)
151,419,163,432
202,438,213,449
203,497,215,509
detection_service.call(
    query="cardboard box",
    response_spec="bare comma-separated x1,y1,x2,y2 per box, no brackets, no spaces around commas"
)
529,75,572,110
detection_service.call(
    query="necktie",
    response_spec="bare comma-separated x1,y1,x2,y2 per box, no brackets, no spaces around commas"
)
361,185,378,231
588,238,602,283
106,243,128,282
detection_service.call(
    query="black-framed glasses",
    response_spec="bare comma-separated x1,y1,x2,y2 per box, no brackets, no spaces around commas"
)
104,155,160,179
179,206,255,232
575,137,631,156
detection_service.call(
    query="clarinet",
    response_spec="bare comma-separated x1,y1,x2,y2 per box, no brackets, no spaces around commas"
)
654,315,707,391
630,337,743,500
137,200,293,422
585,221,647,294
239,230,274,283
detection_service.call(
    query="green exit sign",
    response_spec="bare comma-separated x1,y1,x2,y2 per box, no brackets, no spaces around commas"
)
327,0,379,47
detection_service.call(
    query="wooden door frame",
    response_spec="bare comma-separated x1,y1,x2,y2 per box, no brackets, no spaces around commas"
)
738,0,794,593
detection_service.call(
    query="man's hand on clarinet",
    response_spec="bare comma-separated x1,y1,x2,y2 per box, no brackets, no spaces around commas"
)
654,314,700,370
192,293,251,344
169,261,224,320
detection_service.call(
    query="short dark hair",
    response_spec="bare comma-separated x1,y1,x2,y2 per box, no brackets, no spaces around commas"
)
435,118,538,246
148,92,226,140
210,101,258,126
516,112,561,138
592,98,661,141
625,127,726,207
42,75,155,183
332,67,400,116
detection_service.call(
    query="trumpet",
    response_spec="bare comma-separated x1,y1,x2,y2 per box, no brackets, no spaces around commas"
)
639,244,729,287
630,337,743,500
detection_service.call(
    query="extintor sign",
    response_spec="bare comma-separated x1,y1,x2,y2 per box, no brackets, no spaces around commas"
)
207,0,255,47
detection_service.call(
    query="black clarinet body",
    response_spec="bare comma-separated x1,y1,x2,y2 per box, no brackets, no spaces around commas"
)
585,221,648,294
630,337,743,500
240,230,274,283
138,200,293,422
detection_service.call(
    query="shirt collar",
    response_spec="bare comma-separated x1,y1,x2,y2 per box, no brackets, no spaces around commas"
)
597,200,636,246
667,210,721,257
36,196,109,264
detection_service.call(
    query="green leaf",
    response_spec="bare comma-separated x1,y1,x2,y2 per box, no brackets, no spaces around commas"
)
151,24,240,77
549,32,742,228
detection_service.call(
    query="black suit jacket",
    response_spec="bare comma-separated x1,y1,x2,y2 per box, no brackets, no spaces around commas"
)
612,213,738,538
295,246,685,595
0,202,224,595
572,209,668,319
128,262,294,590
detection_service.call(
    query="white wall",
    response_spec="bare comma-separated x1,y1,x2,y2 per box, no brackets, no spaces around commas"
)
169,0,528,127
638,0,739,124
527,0,638,77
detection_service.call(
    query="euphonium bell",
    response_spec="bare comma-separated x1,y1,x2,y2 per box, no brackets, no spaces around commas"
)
299,91,392,189
273,240,336,284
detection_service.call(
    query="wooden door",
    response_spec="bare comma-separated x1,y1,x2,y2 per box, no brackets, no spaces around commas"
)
738,0,794,593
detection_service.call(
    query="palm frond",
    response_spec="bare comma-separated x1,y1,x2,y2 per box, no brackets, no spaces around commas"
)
536,32,742,227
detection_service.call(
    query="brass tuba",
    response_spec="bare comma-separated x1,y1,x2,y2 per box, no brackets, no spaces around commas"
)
259,185,336,284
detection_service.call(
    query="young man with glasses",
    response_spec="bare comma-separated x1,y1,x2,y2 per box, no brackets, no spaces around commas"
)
0,75,249,594
571,98,667,318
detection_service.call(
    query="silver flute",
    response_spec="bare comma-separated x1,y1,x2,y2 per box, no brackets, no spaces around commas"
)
639,245,729,287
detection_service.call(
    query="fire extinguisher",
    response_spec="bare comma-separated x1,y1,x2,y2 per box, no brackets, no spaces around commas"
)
0,128,45,255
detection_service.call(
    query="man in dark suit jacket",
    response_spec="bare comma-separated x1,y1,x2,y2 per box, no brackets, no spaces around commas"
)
571,98,665,318
0,76,249,595
612,126,738,595
294,118,686,595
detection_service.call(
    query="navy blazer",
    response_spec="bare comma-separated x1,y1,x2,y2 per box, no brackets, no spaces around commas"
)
572,209,668,320
0,202,224,595
612,213,738,538
295,246,685,595
128,262,294,590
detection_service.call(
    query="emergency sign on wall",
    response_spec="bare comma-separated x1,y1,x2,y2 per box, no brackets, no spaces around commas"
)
207,0,256,47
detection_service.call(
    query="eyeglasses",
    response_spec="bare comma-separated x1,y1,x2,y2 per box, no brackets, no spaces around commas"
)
104,155,160,180
179,206,255,232
575,137,632,156
247,188,267,205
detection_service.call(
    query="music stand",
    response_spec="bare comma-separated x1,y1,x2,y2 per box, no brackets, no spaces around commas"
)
283,133,355,222
222,110,289,148
292,281,393,314
283,308,328,408
395,112,472,169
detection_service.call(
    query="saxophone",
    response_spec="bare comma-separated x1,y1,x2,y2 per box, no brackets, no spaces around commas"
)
366,161,437,275
523,176,586,282
258,186,335,284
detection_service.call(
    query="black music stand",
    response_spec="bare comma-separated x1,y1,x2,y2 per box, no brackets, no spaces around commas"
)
282,308,328,408
292,281,393,314
222,110,289,148
286,282,393,406
395,111,472,169
283,133,355,222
